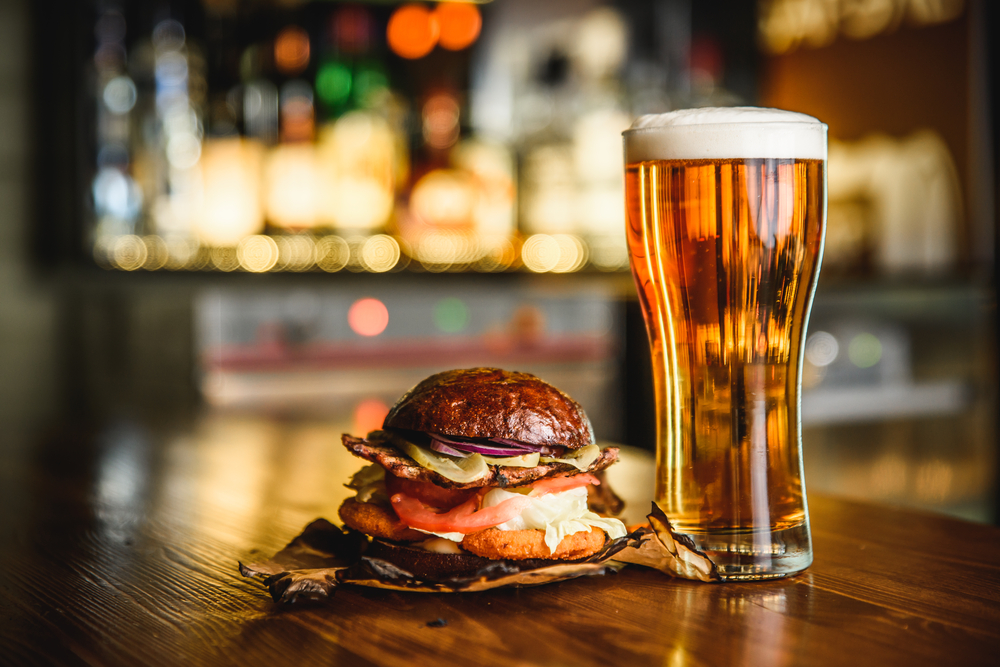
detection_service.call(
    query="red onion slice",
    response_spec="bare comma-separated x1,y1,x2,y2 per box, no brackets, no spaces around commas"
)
428,439,470,457
451,443,535,456
490,438,543,451
426,433,565,457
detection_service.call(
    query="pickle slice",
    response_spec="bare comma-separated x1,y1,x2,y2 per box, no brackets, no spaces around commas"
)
482,452,541,468
397,440,490,483
540,444,601,471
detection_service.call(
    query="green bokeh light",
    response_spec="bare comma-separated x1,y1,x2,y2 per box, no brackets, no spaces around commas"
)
434,297,469,334
353,66,388,107
316,62,352,106
848,333,882,368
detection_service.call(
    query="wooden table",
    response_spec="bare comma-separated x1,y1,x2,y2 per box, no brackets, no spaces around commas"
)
2,415,999,666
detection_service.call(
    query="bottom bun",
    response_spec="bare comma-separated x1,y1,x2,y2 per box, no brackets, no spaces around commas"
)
365,540,496,580
462,525,607,561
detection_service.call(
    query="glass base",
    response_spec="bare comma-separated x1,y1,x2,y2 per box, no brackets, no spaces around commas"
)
684,522,812,581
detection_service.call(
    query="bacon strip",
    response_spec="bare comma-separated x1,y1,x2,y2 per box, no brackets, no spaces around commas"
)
342,434,619,490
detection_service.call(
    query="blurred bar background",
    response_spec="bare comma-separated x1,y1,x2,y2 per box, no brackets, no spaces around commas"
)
1,0,997,523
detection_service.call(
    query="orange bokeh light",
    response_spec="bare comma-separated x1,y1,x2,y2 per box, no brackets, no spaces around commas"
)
387,4,439,60
348,297,389,336
275,26,310,74
353,398,389,435
435,2,481,51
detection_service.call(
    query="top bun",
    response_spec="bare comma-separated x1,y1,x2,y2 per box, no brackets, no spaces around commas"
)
383,368,595,450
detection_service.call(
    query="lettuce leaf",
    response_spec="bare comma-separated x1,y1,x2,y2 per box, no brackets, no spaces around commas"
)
482,486,627,554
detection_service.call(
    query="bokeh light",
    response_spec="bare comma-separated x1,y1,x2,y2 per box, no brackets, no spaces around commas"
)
165,237,198,270
361,235,401,273
315,235,350,272
474,236,516,272
410,169,475,226
434,297,469,333
333,5,375,54
195,138,265,246
279,80,315,142
152,19,185,54
316,61,352,107
93,168,142,221
275,26,310,74
806,332,840,367
387,4,439,60
237,235,279,272
348,298,389,337
265,144,320,229
521,234,561,273
142,235,168,270
276,235,315,271
210,246,240,272
352,65,389,107
414,231,477,271
422,93,461,149
588,235,629,271
848,333,883,368
353,398,389,435
103,76,137,114
111,235,147,271
435,2,481,51
551,234,587,273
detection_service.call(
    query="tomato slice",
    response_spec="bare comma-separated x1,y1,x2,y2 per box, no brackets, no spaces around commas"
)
384,475,476,510
391,492,533,534
528,473,600,497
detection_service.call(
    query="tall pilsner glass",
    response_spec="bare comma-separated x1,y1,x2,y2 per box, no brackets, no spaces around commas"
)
623,108,827,580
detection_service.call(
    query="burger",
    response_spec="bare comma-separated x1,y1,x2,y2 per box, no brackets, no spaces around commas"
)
339,368,628,575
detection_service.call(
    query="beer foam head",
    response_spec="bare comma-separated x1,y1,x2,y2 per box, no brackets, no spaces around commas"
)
624,107,827,162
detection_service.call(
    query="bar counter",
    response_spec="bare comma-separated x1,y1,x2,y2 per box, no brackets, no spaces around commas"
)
2,414,998,666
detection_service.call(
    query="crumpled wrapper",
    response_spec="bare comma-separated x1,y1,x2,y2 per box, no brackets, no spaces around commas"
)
611,503,721,582
240,504,719,604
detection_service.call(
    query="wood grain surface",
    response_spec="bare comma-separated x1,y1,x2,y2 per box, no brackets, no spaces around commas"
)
2,415,999,666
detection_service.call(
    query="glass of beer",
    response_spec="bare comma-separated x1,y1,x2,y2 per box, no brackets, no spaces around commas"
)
623,108,826,580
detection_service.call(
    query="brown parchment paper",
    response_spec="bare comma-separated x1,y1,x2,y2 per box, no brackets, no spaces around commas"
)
239,504,719,604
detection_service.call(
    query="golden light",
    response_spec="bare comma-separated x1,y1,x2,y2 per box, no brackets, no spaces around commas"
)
165,237,199,270
194,138,265,247
452,139,516,237
410,169,475,227
521,234,560,273
348,298,389,337
588,235,629,271
275,26,310,74
210,246,240,272
361,234,401,273
325,177,394,231
387,4,439,59
415,232,461,271
142,235,168,270
435,2,481,51
474,235,516,272
551,233,588,273
237,235,279,272
111,235,147,271
265,144,320,229
315,235,350,272
317,113,397,231
276,235,315,271
345,237,369,272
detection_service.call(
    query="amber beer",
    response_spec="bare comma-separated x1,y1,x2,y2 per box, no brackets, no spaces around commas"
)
624,108,827,579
